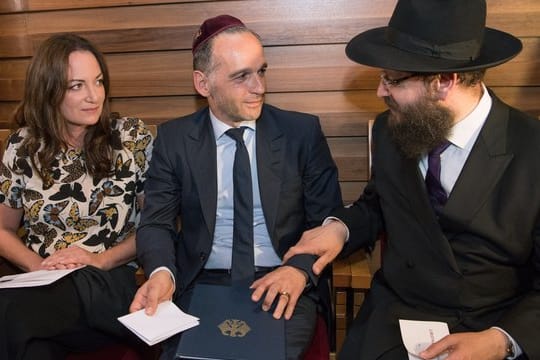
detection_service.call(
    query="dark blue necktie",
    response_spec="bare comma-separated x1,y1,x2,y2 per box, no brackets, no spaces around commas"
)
425,141,451,211
225,127,254,284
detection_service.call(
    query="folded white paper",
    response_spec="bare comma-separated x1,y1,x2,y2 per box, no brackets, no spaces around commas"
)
118,301,199,346
0,267,82,288
399,319,449,360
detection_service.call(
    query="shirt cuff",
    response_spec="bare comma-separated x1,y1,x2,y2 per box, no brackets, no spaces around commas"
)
491,327,523,359
150,266,176,294
322,216,350,242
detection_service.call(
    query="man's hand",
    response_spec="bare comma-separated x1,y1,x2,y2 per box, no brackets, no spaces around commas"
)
250,266,307,320
419,328,509,360
129,270,175,316
282,220,347,275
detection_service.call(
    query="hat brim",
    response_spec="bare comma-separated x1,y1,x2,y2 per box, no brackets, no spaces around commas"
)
345,27,522,73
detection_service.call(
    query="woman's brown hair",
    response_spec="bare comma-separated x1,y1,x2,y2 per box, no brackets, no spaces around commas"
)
13,33,120,181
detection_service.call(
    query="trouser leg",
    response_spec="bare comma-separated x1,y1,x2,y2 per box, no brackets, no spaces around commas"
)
284,294,317,360
0,276,82,360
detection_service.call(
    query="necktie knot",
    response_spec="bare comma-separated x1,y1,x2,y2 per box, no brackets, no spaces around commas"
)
226,127,247,144
428,140,451,157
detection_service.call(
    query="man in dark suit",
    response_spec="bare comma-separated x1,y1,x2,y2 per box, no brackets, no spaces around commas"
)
129,15,342,359
284,0,539,359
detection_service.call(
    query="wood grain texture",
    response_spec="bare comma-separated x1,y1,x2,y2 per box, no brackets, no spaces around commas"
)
2,38,539,99
1,0,537,56
0,0,539,210
0,0,26,13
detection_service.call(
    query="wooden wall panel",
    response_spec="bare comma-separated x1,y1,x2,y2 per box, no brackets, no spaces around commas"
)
2,86,539,132
0,0,539,210
0,0,393,57
0,14,31,57
107,92,387,127
0,0,25,13
25,0,214,11
340,182,366,205
0,0,538,57
2,38,539,101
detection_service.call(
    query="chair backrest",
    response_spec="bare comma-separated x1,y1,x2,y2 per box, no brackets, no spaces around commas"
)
147,124,157,138
368,119,374,178
366,119,386,268
0,129,11,159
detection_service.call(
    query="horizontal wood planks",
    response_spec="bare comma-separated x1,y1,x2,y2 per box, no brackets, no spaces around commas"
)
1,0,539,205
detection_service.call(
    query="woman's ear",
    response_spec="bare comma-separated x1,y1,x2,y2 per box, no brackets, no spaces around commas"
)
193,70,210,97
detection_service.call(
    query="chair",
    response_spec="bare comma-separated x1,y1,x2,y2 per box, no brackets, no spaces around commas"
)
0,129,9,150
332,250,373,353
303,314,331,360
66,345,144,360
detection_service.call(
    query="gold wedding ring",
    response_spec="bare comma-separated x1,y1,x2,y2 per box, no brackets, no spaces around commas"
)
280,291,290,301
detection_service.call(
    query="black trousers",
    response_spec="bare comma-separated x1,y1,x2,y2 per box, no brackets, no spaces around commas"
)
160,269,318,360
0,265,139,360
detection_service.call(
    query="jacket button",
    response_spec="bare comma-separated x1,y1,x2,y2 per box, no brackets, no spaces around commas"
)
199,252,206,261
406,260,415,268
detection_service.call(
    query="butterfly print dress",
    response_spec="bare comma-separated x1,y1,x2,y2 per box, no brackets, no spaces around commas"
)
0,117,153,257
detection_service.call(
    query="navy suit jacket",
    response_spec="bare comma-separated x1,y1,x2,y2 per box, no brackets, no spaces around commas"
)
137,104,342,300
334,92,540,359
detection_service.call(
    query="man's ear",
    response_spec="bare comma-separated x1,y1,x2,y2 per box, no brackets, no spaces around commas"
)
434,73,457,100
193,70,210,97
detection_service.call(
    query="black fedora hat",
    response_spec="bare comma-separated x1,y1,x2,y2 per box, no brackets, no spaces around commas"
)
346,0,522,73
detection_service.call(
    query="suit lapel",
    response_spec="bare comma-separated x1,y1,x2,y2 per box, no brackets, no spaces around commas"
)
186,110,218,237
398,155,439,228
255,110,284,236
395,151,459,268
443,95,513,225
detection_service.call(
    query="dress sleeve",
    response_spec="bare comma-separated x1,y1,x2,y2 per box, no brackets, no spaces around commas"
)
0,131,26,209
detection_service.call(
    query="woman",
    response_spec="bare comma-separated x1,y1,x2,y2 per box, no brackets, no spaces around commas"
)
0,33,153,359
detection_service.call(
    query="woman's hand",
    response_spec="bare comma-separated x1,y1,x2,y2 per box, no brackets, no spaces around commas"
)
41,245,102,270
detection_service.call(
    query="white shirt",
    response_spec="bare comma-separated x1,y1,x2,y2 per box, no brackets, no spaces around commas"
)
418,84,491,193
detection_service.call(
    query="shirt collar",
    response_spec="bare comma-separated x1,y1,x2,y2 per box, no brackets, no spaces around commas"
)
447,83,492,150
209,109,256,141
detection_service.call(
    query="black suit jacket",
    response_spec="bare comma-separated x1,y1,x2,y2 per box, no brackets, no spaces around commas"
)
137,104,342,300
334,92,540,359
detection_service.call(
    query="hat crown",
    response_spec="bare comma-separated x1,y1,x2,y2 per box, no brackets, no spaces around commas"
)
344,0,522,72
387,0,486,61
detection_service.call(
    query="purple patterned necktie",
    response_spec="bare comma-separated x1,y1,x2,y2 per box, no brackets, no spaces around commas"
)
425,141,451,211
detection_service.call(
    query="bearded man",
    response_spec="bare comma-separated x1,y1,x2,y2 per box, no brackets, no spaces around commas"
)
283,0,540,359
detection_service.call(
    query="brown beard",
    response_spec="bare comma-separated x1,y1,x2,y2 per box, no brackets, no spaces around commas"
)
385,94,454,159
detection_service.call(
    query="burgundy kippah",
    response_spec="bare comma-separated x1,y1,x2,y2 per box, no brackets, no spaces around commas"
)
192,15,246,53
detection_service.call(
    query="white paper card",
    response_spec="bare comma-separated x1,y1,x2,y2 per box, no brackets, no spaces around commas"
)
399,319,449,360
0,267,82,288
118,301,199,346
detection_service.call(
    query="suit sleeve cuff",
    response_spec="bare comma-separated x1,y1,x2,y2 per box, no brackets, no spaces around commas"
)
283,253,319,288
150,266,176,294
